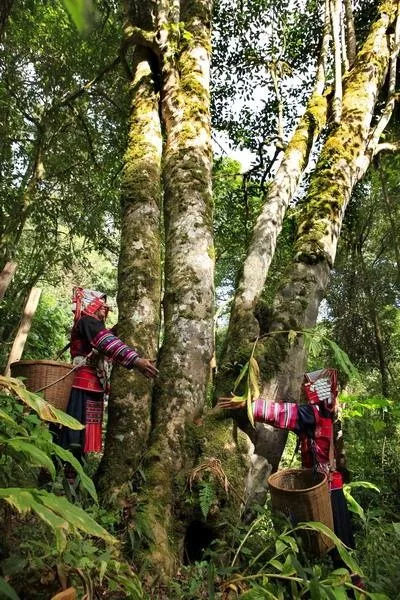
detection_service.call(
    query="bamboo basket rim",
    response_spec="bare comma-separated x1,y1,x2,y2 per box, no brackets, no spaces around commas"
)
10,359,73,369
268,468,327,494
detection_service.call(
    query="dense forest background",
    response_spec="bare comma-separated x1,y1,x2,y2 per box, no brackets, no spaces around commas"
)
1,0,400,598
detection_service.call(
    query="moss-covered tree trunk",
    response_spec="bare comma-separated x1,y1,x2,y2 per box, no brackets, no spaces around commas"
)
136,0,214,576
242,0,396,506
96,40,162,498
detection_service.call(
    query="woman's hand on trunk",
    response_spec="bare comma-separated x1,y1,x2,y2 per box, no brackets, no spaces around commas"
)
217,396,246,410
134,358,159,378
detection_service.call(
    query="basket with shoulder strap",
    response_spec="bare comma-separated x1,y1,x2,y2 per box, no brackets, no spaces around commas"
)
268,468,335,556
10,360,75,411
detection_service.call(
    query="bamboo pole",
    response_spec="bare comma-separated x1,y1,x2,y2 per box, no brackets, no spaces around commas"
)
4,286,42,376
0,261,17,301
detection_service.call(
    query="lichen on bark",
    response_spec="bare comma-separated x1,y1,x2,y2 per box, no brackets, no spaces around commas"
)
296,2,394,264
133,0,215,576
96,43,162,501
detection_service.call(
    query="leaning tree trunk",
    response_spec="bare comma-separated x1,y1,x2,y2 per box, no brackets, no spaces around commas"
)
0,0,14,40
218,6,330,396
243,0,396,507
137,0,214,576
0,124,45,267
96,44,162,498
0,261,17,301
214,2,331,504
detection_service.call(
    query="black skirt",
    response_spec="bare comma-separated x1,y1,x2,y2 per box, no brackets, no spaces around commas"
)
331,487,355,549
55,388,102,453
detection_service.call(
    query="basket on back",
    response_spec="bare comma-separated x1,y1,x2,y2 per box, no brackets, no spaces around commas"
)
268,468,334,556
10,360,74,412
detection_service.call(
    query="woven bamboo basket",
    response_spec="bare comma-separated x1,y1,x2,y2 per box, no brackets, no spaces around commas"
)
268,468,334,556
10,360,74,411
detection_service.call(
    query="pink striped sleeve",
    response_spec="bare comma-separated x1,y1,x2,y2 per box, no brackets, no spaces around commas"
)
253,399,299,431
91,328,140,368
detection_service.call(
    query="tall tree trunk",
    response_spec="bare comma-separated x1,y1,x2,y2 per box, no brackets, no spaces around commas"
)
96,43,162,498
0,0,14,40
137,0,214,576
344,0,357,67
218,8,330,394
241,0,396,507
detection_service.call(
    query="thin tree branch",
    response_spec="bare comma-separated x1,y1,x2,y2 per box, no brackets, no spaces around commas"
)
341,2,349,71
330,0,343,123
90,88,128,115
269,61,285,147
374,140,400,154
56,56,121,108
68,105,99,166
343,0,357,66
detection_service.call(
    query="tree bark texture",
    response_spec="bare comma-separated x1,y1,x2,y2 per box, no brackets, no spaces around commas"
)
294,2,394,266
136,0,214,576
241,0,396,507
96,45,163,499
344,0,357,67
330,0,343,123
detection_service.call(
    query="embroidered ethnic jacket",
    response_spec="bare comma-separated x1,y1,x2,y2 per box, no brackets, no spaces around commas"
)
70,316,140,393
253,399,343,490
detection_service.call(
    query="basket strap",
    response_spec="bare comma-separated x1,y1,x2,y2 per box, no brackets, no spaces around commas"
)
34,364,79,394
34,351,93,394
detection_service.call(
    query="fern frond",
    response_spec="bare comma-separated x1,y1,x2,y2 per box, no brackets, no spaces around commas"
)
199,480,216,519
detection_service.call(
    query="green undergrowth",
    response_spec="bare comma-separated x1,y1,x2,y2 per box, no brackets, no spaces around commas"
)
157,389,400,599
2,373,400,599
0,376,143,600
340,389,400,597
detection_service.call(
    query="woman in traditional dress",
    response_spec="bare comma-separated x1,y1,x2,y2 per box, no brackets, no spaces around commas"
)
219,368,364,588
58,287,157,462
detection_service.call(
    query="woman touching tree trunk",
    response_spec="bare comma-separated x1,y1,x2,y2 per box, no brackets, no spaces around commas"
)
56,288,157,478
